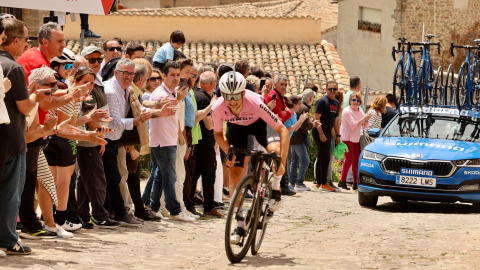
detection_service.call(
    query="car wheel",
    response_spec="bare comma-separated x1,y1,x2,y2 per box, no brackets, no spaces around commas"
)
472,202,480,213
358,191,378,207
391,196,408,203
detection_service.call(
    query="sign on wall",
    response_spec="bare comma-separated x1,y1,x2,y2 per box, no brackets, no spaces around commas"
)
1,0,115,16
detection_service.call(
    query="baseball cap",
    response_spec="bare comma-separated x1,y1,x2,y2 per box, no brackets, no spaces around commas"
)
81,46,105,58
301,89,315,100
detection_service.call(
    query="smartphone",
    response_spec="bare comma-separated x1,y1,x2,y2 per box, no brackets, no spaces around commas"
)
259,78,266,92
272,94,277,101
179,78,188,89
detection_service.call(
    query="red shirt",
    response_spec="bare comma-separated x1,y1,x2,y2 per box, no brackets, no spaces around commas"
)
17,47,50,124
264,89,292,123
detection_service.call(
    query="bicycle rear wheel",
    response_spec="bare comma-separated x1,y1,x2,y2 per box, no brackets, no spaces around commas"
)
417,61,425,107
393,60,405,108
225,175,260,264
251,172,273,255
444,64,456,106
472,62,480,105
433,66,443,106
456,62,468,110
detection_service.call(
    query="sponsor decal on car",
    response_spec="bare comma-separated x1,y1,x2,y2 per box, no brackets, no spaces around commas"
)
385,142,464,152
400,168,433,177
464,171,480,175
361,162,374,168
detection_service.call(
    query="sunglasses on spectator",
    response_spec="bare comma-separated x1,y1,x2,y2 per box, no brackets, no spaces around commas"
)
191,73,198,79
327,88,338,91
63,63,74,70
352,99,361,103
222,92,243,101
86,57,103,64
148,76,162,82
107,47,122,52
42,82,58,88
118,70,135,77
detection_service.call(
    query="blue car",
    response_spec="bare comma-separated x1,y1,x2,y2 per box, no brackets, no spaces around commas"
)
358,106,480,211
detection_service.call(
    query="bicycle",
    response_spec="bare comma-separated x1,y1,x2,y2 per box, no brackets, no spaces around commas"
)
407,34,441,107
224,147,281,264
392,37,422,107
450,40,480,110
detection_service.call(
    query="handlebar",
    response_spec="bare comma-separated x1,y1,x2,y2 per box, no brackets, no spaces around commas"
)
408,41,441,54
225,145,281,167
450,41,480,57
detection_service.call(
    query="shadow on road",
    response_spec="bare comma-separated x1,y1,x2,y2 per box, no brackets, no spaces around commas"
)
228,253,296,267
372,200,478,214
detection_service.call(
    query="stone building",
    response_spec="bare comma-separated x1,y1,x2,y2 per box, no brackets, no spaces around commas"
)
336,0,480,93
120,0,274,9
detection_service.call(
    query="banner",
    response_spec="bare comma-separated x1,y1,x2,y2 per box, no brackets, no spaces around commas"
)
1,0,116,16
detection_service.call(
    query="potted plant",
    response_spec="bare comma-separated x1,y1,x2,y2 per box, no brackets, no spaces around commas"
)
362,20,369,30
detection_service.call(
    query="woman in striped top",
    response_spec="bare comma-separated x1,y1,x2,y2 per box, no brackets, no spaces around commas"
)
366,96,387,132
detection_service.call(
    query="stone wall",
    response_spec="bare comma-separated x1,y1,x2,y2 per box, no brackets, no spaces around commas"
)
21,9,49,43
392,0,480,67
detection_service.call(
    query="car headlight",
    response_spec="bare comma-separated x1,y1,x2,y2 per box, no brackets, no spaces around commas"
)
362,150,386,161
455,159,480,167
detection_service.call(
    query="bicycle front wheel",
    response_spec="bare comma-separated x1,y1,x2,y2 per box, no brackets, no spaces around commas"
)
433,66,443,106
251,172,273,255
225,175,260,264
393,60,405,108
456,62,468,110
444,64,456,106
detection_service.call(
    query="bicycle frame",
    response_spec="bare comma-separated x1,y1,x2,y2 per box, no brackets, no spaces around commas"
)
450,41,480,109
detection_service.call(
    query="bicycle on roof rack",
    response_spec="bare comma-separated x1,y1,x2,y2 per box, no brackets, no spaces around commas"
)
450,39,480,110
392,37,423,108
408,34,441,107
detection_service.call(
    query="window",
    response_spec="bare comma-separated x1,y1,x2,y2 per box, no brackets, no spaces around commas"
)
358,7,381,33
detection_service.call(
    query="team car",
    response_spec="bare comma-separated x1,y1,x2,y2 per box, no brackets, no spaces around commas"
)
358,106,480,211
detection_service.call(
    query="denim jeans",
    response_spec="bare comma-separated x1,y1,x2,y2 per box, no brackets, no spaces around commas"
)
150,146,181,215
142,150,157,206
0,153,26,248
290,144,310,186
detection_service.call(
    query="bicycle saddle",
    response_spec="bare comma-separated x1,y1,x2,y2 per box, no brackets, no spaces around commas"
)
474,39,480,45
398,37,408,43
425,34,435,40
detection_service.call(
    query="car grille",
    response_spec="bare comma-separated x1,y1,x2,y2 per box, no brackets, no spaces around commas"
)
382,158,455,177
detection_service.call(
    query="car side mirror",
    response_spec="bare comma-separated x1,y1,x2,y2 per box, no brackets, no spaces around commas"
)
368,128,381,138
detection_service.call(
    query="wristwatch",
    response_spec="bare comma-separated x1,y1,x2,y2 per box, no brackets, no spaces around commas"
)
336,135,341,137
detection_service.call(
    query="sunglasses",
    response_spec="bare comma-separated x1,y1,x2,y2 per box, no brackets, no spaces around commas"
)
191,73,198,79
149,76,162,82
222,92,243,101
118,70,135,77
63,63,74,70
86,57,103,64
352,98,362,103
107,47,122,52
42,82,58,88
327,88,338,91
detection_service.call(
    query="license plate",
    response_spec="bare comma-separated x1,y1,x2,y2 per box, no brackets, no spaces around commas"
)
396,175,436,188
396,168,436,188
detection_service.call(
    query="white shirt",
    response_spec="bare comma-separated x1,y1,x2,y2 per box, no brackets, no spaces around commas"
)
104,76,134,141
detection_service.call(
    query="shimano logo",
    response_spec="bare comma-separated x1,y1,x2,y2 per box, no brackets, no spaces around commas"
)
361,162,374,168
464,171,480,175
385,142,464,152
400,168,433,177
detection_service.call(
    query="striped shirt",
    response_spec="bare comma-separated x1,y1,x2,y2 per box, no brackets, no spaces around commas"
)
366,109,382,131
104,75,134,140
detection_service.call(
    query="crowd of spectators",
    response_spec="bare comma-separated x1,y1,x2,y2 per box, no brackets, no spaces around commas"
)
0,16,397,256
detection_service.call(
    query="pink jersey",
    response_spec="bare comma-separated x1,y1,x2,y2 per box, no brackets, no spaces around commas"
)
212,90,282,132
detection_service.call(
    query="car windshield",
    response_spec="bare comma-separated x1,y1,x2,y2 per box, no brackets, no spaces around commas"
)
383,114,480,142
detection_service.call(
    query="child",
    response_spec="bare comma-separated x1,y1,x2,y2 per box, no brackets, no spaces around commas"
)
152,30,185,73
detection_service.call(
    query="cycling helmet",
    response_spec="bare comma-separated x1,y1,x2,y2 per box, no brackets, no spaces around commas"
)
219,71,246,95
0,13,16,20
50,48,75,64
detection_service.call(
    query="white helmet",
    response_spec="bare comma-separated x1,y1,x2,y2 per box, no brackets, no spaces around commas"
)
219,71,246,95
50,48,75,64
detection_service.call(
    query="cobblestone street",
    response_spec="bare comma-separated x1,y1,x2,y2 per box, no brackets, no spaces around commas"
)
3,181,480,270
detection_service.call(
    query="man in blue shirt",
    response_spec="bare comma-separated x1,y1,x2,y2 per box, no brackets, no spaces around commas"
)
152,30,185,73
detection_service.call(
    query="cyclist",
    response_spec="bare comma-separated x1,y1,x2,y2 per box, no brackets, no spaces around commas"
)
212,71,290,243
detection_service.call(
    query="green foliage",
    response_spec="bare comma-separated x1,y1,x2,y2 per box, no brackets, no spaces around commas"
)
138,153,151,178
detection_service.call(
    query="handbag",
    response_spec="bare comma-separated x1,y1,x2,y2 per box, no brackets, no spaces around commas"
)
359,128,374,151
